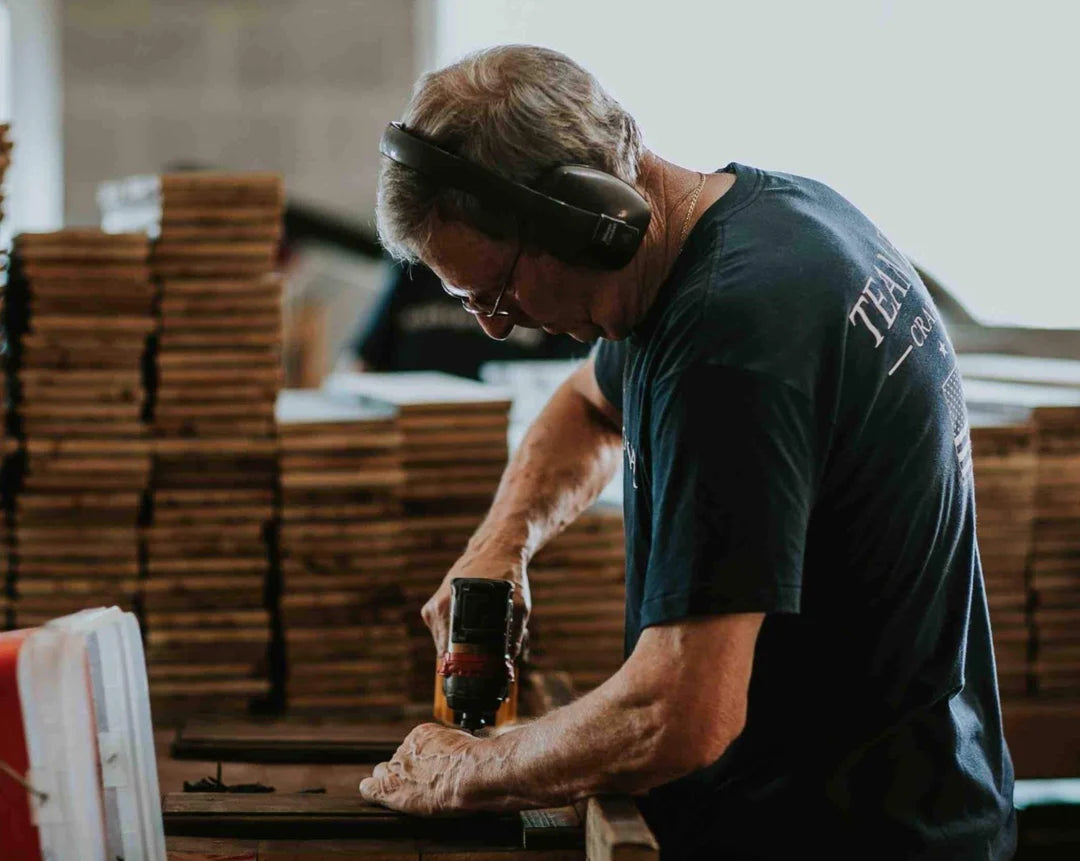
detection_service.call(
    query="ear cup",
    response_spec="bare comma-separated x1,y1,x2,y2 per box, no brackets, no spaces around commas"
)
532,166,651,268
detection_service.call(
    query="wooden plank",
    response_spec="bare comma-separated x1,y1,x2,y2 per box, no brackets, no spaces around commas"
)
258,840,418,860
420,847,581,860
166,835,259,860
171,719,411,763
162,793,522,844
584,798,657,861
520,807,582,850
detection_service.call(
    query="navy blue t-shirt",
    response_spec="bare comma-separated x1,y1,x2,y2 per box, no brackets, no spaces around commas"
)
594,163,1015,859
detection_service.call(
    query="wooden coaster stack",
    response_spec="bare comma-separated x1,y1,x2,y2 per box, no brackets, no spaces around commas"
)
1030,405,1080,699
143,437,277,721
324,371,512,702
961,359,1080,702
5,230,154,626
140,173,284,722
276,389,410,715
969,411,1037,699
150,173,283,439
527,504,626,691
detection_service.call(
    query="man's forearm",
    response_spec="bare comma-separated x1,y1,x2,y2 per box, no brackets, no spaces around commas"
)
467,371,621,566
360,617,757,816
451,659,695,811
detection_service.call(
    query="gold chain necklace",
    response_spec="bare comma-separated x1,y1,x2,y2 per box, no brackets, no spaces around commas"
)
677,173,707,252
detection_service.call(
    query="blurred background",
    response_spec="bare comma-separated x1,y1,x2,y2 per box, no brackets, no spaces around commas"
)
1,0,1078,389
0,2,1078,854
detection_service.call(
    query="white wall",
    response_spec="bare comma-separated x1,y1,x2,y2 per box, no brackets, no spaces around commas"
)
429,0,1078,329
61,0,419,227
0,3,9,119
3,0,64,234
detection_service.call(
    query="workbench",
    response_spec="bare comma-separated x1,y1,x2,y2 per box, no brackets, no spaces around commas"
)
157,674,658,860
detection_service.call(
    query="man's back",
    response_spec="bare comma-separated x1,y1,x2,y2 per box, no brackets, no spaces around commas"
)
595,163,1016,858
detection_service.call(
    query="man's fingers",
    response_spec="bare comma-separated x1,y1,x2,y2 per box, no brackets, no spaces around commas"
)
515,626,531,665
358,776,379,801
422,591,451,656
359,773,402,805
430,621,448,657
509,602,530,660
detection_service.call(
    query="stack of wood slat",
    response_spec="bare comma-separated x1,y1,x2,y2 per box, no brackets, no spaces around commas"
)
5,230,154,627
99,172,285,722
527,504,626,691
969,410,1037,698
1030,405,1080,698
961,355,1080,703
276,389,411,715
324,371,511,702
144,435,278,721
147,174,283,722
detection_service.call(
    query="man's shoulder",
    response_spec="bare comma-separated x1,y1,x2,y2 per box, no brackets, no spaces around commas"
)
634,166,888,394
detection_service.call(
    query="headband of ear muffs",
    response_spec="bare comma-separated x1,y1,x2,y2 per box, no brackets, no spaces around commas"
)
379,122,651,270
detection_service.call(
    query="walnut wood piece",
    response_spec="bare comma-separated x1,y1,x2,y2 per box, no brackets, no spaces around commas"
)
166,836,585,860
584,799,657,861
171,719,414,763
163,793,521,845
167,835,259,860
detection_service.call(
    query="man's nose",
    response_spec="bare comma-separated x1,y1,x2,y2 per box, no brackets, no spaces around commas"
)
475,313,516,341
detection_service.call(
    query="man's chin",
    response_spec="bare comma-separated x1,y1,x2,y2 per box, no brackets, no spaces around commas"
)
567,326,603,343
543,323,600,342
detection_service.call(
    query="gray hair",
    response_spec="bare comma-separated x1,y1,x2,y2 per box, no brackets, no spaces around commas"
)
376,44,645,262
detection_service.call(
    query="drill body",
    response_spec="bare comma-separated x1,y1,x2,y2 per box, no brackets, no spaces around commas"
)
439,578,514,732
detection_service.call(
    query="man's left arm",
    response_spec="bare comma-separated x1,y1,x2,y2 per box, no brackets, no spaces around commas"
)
359,611,762,813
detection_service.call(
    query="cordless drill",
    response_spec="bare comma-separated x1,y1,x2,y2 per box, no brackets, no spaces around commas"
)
438,578,515,732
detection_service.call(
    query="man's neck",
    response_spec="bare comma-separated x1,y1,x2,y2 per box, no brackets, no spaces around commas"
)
593,153,734,339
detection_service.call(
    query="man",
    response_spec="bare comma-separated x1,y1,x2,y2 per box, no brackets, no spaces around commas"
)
344,259,590,378
360,45,1016,859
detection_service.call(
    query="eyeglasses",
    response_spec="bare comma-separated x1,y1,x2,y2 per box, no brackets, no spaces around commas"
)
442,243,521,318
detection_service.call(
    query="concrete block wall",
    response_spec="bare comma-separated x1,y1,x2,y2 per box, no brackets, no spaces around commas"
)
61,0,420,226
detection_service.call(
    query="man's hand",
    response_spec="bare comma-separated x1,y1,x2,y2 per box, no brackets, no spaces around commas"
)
359,722,485,815
421,550,531,660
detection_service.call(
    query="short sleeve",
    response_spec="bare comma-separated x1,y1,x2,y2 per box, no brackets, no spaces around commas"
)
639,362,817,630
592,339,626,413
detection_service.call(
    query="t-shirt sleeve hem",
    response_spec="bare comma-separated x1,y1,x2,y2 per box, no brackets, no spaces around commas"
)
638,584,801,630
592,341,624,412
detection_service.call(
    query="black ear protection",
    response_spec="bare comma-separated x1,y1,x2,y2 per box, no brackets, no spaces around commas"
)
379,121,651,270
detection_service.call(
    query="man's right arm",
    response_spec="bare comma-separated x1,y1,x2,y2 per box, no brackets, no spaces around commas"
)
421,354,623,654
